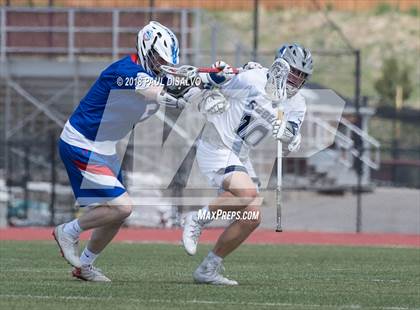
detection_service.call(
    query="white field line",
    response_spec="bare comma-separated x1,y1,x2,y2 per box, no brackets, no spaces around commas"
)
0,268,68,273
0,294,418,310
0,268,410,284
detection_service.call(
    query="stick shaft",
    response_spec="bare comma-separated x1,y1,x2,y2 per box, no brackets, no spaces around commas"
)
160,65,242,77
276,109,284,232
197,67,241,74
276,140,283,232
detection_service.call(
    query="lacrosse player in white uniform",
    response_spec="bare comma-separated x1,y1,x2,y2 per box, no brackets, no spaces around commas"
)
182,43,314,285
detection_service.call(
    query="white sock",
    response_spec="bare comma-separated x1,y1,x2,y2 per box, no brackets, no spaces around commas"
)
63,219,82,239
195,206,212,225
80,247,99,266
206,251,223,265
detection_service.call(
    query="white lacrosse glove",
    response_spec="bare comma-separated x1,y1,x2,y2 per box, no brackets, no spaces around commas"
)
243,61,263,70
183,86,201,101
288,133,302,152
205,60,235,86
198,89,230,114
174,86,205,109
156,86,198,109
272,120,301,152
178,86,202,109
156,90,183,109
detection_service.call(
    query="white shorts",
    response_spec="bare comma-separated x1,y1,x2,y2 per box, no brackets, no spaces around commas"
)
196,140,258,189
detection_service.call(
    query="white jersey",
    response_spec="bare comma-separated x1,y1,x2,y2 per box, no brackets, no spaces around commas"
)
202,68,306,156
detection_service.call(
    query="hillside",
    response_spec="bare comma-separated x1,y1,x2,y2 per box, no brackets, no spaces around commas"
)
206,8,420,108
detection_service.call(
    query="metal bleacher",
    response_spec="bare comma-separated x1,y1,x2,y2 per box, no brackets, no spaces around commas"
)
0,6,200,136
0,7,201,224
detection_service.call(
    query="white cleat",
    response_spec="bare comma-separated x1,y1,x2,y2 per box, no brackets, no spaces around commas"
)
72,265,111,282
193,260,238,286
52,224,81,268
182,212,203,256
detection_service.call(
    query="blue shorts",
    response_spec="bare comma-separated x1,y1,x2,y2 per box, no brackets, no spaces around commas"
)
59,139,126,207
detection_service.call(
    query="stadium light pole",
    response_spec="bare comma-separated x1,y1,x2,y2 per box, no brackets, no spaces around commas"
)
252,0,259,61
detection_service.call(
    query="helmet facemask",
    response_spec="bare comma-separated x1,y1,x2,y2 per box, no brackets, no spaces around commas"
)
145,45,171,76
285,66,309,98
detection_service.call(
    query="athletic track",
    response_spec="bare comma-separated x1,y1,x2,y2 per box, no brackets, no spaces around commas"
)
0,228,419,248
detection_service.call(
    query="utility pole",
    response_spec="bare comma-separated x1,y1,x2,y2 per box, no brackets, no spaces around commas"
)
311,0,365,232
48,0,54,58
252,0,259,61
149,0,155,22
49,132,57,226
354,49,363,233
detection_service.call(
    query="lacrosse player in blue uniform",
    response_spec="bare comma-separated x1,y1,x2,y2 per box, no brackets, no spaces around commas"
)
53,21,228,282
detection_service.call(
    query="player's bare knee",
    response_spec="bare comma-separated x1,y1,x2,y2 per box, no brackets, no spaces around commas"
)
108,193,133,220
235,188,258,206
112,205,132,223
114,204,132,220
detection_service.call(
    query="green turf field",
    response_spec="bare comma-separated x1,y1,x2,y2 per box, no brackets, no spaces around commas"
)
0,241,419,310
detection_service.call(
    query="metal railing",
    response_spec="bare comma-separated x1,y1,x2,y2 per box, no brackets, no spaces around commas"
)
340,117,381,169
308,116,354,167
309,115,380,170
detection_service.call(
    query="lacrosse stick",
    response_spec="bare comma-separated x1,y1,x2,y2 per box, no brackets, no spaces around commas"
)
275,108,284,232
271,58,290,232
160,65,242,79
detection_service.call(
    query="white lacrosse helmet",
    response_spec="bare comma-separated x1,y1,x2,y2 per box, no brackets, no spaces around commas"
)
137,21,179,76
276,43,313,98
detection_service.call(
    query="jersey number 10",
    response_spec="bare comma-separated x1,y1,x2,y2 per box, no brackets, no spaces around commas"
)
236,101,269,147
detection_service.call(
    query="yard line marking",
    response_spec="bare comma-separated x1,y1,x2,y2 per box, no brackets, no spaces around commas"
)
0,268,67,273
0,294,418,310
371,279,401,283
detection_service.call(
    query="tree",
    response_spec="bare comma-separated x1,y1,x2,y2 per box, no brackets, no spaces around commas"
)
374,57,413,107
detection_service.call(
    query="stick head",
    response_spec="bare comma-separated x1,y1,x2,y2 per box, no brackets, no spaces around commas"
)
160,65,198,78
265,58,290,102
275,229,283,232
